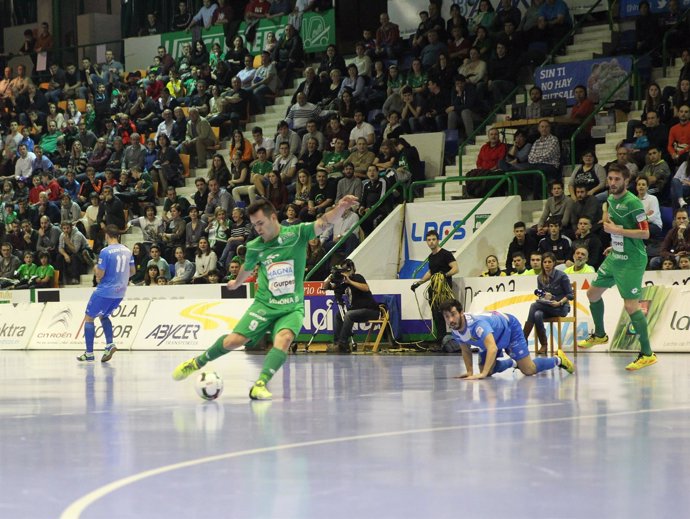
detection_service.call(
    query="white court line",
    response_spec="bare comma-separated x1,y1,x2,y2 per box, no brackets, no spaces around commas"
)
60,404,690,519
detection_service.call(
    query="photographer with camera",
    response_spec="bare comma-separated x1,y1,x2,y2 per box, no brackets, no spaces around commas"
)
322,259,380,354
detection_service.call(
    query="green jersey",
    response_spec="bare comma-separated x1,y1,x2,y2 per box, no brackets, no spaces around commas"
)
17,263,38,280
244,222,316,308
35,264,55,281
251,160,273,176
607,191,647,265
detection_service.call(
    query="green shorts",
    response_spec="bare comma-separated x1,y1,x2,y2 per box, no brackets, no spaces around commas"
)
591,256,645,300
233,300,304,347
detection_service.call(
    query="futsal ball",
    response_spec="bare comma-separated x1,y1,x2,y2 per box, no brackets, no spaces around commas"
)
195,371,224,401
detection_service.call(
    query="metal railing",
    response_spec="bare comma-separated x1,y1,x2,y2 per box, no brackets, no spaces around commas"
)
406,169,547,203
410,176,511,278
305,180,406,281
457,0,609,174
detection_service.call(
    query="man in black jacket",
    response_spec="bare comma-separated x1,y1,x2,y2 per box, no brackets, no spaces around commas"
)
322,259,380,354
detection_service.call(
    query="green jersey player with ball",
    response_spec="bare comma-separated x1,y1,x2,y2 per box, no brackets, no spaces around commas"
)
173,195,360,399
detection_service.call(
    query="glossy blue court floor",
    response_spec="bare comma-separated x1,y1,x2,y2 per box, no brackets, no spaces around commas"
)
2,351,690,519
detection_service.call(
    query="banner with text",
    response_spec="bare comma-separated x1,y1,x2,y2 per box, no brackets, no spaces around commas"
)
619,0,690,18
0,303,42,350
403,198,504,267
29,300,150,350
133,299,253,350
160,9,335,61
534,56,632,105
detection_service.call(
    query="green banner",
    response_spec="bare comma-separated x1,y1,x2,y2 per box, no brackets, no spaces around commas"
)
161,9,335,61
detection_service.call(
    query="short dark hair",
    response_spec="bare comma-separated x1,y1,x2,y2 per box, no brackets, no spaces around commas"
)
513,221,526,229
104,224,121,239
247,198,277,218
426,230,439,239
512,251,526,261
439,299,463,314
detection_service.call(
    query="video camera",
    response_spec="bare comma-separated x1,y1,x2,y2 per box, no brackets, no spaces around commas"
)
330,264,349,285
329,260,354,285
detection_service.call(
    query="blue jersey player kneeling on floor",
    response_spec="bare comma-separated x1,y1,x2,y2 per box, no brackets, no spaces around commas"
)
77,224,134,363
439,299,575,379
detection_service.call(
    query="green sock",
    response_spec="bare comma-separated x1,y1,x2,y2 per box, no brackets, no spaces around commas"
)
195,334,228,367
630,310,652,356
258,347,287,384
590,299,606,337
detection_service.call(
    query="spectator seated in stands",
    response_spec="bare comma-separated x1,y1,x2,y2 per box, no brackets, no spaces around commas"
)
249,51,280,114
571,215,603,270
56,220,90,285
537,217,572,266
568,183,603,238
525,250,542,276
636,175,664,240
649,207,690,269
638,145,671,201
274,119,301,156
458,47,487,91
335,162,363,203
358,164,390,235
569,149,606,199
272,23,304,89
286,92,321,136
409,77,447,133
506,119,561,198
563,246,596,274
170,246,194,285
446,74,481,142
375,12,401,59
505,221,539,275
484,41,516,106
510,251,530,276
480,254,506,277
671,152,690,209
420,30,447,70
538,0,572,52
318,137,349,180
476,128,507,171
499,129,531,171
668,104,690,167
321,207,360,256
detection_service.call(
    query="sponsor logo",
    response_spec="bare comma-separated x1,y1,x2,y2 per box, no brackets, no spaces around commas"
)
145,324,200,347
49,308,72,330
179,302,239,330
0,322,26,337
671,311,690,330
411,220,467,242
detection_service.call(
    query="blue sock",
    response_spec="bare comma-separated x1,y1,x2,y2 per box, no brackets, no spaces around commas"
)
84,321,95,354
493,358,515,374
533,357,557,373
101,317,114,345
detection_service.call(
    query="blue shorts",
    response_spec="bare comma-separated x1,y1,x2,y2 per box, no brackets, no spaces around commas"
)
478,315,530,365
85,294,122,319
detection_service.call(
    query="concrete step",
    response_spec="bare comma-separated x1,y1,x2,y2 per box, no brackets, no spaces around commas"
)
554,50,596,64
573,31,612,44
580,23,617,34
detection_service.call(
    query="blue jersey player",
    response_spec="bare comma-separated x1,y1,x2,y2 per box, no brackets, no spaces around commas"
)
439,300,574,379
77,225,135,363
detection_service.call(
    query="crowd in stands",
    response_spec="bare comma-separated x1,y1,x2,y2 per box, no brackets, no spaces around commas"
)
1,1,690,287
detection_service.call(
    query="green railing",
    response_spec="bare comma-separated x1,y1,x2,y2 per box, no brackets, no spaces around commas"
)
410,177,511,278
406,169,547,203
457,0,609,174
305,180,406,281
